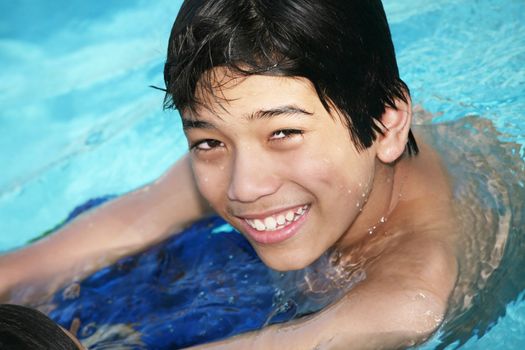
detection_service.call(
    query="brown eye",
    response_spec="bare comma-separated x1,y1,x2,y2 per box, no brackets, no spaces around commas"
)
191,139,224,152
269,129,304,140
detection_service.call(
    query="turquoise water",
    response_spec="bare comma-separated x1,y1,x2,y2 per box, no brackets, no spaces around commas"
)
1,0,524,348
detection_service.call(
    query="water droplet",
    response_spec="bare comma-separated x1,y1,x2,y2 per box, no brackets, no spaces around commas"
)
414,292,427,300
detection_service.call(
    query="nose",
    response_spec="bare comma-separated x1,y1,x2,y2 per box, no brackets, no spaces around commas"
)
227,148,281,203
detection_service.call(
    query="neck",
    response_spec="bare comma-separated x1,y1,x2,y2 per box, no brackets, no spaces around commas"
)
337,157,405,249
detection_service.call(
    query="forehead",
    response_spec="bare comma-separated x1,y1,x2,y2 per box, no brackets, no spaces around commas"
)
189,67,322,118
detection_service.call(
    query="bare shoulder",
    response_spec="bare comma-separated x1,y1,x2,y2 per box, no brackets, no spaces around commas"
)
366,223,458,303
350,136,460,338
382,133,459,291
343,209,459,347
375,134,459,298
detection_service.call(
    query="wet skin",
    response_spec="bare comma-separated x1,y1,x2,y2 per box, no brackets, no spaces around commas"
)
185,70,409,271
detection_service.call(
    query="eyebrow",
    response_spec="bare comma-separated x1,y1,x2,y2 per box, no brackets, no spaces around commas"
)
181,119,214,130
246,105,314,120
182,105,313,131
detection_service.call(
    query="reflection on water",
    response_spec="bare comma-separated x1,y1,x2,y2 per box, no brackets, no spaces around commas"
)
264,248,367,327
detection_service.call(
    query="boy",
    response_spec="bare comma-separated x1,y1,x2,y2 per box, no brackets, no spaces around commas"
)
0,0,458,348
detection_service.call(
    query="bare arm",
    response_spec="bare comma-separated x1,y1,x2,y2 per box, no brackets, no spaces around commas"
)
0,155,211,302
187,231,458,350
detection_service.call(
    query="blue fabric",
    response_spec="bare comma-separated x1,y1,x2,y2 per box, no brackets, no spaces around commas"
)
48,198,292,349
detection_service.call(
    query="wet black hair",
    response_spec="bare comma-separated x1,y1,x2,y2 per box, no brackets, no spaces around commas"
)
164,0,418,155
0,304,79,350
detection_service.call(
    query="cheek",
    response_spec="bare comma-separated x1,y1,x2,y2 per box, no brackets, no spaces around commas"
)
284,147,371,192
281,148,338,184
191,161,229,208
284,149,375,213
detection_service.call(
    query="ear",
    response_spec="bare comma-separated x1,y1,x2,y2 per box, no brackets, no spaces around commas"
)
375,96,412,164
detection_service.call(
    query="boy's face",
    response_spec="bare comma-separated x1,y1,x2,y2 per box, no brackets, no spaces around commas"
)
183,69,378,271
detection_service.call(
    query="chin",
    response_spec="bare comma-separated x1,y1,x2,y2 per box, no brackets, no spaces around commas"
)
257,250,320,272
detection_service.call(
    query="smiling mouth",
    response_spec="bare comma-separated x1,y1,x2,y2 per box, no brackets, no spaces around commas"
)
242,205,309,232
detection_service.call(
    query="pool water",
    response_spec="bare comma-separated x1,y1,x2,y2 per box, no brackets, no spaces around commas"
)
1,0,524,349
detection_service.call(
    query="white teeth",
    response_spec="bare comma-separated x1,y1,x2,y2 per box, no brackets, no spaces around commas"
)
264,217,277,230
245,205,309,232
254,219,265,231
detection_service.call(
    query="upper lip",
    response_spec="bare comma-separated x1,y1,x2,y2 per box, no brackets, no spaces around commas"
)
233,204,308,220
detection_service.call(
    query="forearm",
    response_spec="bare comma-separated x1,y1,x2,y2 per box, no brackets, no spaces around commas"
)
0,155,210,301
0,195,166,302
186,282,445,350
